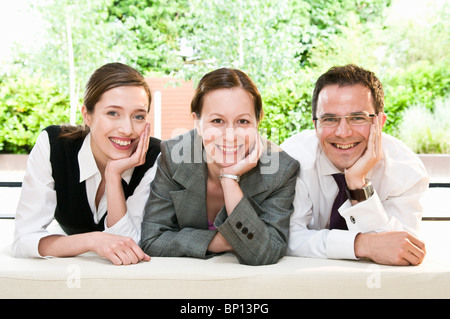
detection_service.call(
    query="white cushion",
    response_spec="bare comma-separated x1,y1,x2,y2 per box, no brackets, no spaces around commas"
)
1,219,450,298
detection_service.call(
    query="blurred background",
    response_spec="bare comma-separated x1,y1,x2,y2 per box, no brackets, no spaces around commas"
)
0,0,448,153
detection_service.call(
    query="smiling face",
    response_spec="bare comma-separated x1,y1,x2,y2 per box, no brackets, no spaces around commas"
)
193,87,258,170
315,84,378,172
82,85,149,170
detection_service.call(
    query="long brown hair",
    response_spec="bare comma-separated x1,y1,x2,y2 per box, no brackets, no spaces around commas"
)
190,68,263,123
60,63,151,139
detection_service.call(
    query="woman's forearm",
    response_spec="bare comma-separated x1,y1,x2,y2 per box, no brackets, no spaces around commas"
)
38,233,96,257
105,172,127,227
219,177,243,216
38,232,150,265
207,232,232,253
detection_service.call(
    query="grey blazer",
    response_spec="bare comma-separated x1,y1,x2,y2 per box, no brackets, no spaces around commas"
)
141,129,299,265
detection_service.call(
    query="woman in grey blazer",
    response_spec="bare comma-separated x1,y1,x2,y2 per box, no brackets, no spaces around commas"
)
140,68,299,265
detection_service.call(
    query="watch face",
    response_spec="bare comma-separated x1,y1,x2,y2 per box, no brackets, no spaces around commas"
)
346,181,373,201
365,182,374,197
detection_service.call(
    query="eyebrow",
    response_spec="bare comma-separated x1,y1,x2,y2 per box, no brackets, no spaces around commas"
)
105,105,148,112
208,112,254,118
319,111,370,117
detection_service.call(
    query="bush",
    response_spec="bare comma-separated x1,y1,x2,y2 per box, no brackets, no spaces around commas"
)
382,61,450,137
0,74,74,153
397,96,450,154
259,72,315,144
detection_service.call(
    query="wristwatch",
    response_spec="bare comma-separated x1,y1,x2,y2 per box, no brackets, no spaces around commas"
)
345,180,374,202
219,174,240,183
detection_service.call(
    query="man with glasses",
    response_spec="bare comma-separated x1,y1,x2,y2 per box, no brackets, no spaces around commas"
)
281,64,429,265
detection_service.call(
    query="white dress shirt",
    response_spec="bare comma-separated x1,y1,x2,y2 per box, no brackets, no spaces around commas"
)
12,130,157,258
281,130,429,260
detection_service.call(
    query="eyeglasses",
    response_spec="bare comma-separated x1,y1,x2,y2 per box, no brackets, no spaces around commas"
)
313,113,376,128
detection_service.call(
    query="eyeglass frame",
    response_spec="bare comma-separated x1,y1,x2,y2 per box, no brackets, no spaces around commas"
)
313,112,376,127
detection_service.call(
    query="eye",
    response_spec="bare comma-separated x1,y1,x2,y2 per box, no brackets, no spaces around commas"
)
211,118,224,124
349,115,369,124
237,119,250,125
133,114,146,121
107,111,119,117
321,117,339,123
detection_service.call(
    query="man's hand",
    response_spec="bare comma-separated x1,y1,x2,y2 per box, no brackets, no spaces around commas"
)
345,113,384,190
354,231,426,266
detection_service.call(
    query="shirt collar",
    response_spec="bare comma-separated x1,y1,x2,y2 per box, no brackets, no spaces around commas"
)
78,133,133,183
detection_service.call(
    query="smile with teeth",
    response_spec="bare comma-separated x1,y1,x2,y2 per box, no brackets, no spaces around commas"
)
110,137,132,146
333,143,357,150
217,145,241,153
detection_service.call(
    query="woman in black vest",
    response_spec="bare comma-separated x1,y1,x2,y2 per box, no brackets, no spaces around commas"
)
13,63,160,265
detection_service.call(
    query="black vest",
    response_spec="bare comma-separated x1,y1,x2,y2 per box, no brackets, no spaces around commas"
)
45,125,160,235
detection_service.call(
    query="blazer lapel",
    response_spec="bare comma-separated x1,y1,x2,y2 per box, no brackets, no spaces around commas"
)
240,166,268,198
170,131,209,229
167,130,278,228
240,140,277,198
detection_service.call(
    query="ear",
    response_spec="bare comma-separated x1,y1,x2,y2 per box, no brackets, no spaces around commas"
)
81,105,91,127
378,111,387,129
192,112,202,136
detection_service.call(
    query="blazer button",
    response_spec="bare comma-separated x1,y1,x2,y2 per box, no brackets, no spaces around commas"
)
236,222,242,229
247,233,254,240
241,227,248,235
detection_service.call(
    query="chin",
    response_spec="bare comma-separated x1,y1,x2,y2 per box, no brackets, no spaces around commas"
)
325,145,365,171
332,158,358,172
217,162,236,169
110,150,133,160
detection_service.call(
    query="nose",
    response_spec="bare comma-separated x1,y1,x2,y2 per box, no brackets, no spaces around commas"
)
118,118,133,136
334,117,353,138
224,127,236,142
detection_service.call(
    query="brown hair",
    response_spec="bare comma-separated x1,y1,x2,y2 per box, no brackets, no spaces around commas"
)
191,68,263,123
311,64,384,119
60,62,151,139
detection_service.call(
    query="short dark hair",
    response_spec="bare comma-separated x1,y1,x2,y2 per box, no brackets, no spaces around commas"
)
311,64,384,119
191,68,263,123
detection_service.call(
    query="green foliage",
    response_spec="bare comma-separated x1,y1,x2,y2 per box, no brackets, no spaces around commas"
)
180,0,391,144
0,74,73,153
259,73,315,144
383,60,450,136
180,0,310,84
107,0,190,75
378,1,450,137
397,96,450,153
299,0,391,68
2,0,449,153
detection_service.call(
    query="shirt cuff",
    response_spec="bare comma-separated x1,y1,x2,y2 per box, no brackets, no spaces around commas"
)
339,191,389,233
326,229,359,260
103,212,139,244
13,232,50,259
